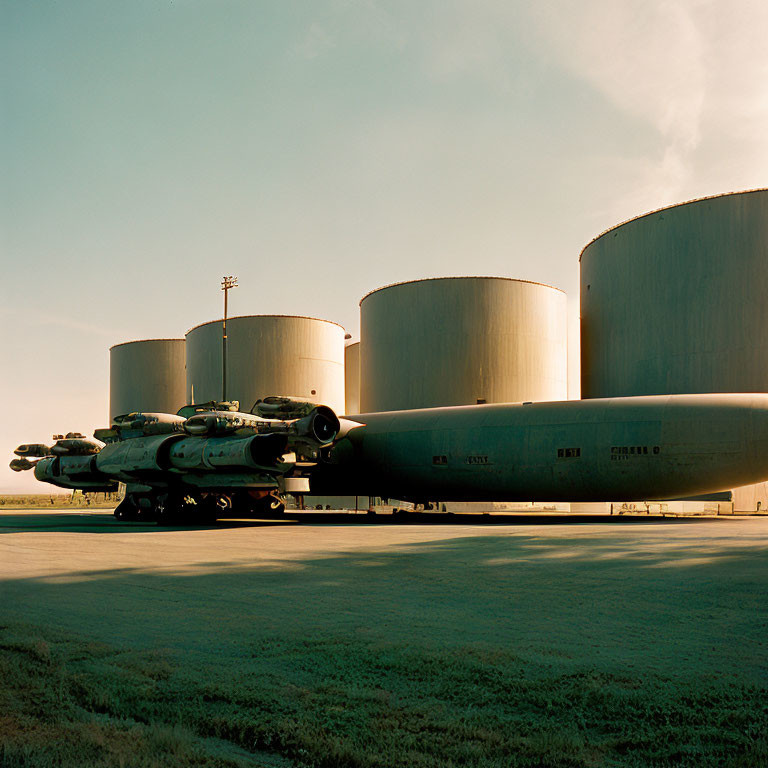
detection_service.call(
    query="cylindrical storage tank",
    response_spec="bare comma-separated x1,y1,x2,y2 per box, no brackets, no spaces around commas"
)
344,342,360,415
110,339,187,421
581,189,768,398
360,277,567,412
185,315,345,414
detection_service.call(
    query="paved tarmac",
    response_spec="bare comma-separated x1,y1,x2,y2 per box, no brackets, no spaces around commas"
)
2,510,767,684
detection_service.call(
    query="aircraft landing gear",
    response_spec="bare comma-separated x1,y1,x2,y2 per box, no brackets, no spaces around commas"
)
114,493,155,522
114,494,139,521
205,493,232,521
154,493,182,526
265,492,285,516
247,490,285,517
155,493,221,526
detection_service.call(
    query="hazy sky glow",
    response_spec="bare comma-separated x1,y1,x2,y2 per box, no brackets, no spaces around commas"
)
2,0,767,492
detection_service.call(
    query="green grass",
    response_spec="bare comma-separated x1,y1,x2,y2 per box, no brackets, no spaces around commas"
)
1,624,765,768
0,627,272,768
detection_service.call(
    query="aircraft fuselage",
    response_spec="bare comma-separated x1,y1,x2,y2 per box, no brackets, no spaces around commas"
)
315,394,768,501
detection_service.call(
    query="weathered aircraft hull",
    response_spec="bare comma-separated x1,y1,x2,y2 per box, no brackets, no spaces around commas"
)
34,433,291,492
313,394,768,501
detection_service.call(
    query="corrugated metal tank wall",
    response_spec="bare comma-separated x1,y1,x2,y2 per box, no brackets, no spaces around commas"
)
579,189,768,512
344,342,360,415
581,189,768,398
185,315,345,414
360,277,568,412
109,339,186,421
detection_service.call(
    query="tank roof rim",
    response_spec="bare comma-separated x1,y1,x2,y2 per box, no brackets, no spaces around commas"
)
359,276,565,305
578,187,768,262
185,314,346,335
110,338,185,351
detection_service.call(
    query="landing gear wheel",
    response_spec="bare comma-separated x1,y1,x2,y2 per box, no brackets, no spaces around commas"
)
193,494,222,524
114,494,143,522
114,494,140,521
155,494,182,526
246,490,285,517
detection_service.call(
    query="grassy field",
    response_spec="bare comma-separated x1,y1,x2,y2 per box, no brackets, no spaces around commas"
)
2,514,767,767
0,494,117,510
2,621,766,767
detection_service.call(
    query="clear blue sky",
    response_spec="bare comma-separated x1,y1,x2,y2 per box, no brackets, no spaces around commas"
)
2,0,767,492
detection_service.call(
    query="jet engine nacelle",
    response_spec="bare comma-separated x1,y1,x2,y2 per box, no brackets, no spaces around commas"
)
14,443,52,458
252,396,317,419
183,412,253,436
33,455,118,492
112,412,187,436
166,433,290,471
50,435,103,456
95,432,291,481
291,406,340,445
10,458,37,472
182,404,340,445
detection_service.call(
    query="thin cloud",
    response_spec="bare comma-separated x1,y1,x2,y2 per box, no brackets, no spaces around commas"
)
0,308,126,340
530,0,706,203
290,22,335,60
530,0,768,209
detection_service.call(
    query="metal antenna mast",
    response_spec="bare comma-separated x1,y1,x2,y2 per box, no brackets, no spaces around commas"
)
221,275,238,402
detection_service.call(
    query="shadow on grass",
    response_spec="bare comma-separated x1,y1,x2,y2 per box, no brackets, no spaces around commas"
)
0,510,736,536
0,511,298,534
